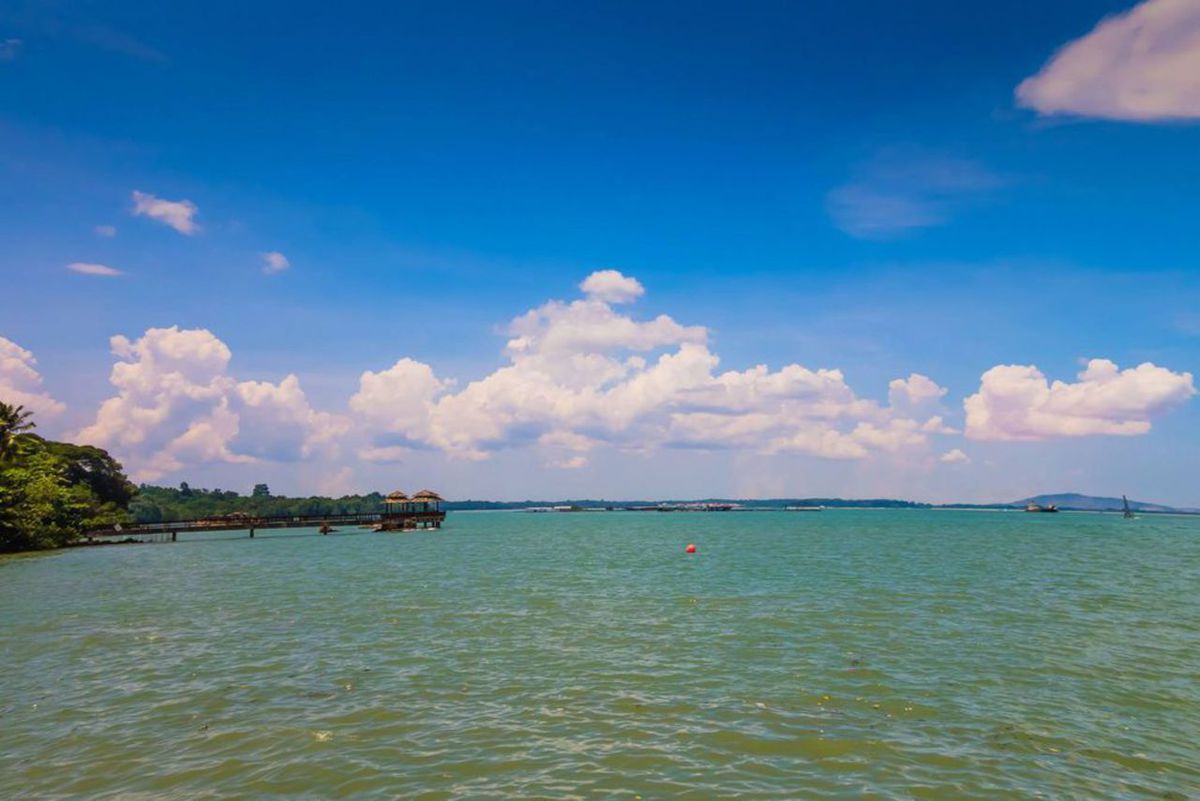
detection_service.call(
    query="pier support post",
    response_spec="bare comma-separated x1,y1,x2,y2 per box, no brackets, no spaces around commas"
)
249,528,255,538
171,531,177,542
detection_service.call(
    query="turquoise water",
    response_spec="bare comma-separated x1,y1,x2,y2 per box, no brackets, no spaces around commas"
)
1,510,1198,799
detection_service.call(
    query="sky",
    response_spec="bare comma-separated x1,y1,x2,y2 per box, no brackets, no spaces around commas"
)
2,0,1199,504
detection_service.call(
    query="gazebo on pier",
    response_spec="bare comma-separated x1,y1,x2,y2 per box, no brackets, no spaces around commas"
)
411,489,445,512
380,488,446,531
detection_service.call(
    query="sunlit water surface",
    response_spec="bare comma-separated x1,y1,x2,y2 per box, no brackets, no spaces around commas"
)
2,510,1198,800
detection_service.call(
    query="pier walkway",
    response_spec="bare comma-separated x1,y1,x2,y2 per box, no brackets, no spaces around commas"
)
85,510,446,543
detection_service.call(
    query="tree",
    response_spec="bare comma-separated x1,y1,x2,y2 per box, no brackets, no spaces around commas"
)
252,483,271,497
0,448,90,551
40,439,137,508
0,402,36,462
0,405,136,552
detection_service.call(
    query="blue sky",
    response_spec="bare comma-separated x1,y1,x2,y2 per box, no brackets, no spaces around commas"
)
2,0,1198,503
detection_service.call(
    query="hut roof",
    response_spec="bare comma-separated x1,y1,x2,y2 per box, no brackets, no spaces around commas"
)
385,490,409,503
413,489,444,501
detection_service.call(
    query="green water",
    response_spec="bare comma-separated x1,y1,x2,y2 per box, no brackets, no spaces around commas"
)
1,510,1198,800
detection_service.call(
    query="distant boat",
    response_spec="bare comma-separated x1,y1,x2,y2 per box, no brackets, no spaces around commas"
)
1123,495,1134,519
1025,503,1059,513
785,505,824,512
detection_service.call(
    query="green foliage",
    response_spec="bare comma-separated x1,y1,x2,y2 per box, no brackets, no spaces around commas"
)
39,439,137,508
0,402,37,462
0,424,135,552
252,483,271,497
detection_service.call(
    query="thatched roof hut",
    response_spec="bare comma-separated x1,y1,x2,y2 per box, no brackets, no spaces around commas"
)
412,489,444,502
385,490,410,504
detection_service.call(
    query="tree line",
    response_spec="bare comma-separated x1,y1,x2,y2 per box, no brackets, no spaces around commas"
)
130,484,391,522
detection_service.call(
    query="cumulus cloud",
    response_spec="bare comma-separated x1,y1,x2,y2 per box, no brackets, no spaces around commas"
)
828,150,1006,239
94,225,117,238
349,357,453,457
233,375,347,460
889,373,948,408
261,251,289,274
0,336,66,418
131,190,199,235
67,262,123,277
964,359,1196,441
940,448,970,464
349,270,952,465
1016,0,1200,121
75,326,341,480
580,269,645,304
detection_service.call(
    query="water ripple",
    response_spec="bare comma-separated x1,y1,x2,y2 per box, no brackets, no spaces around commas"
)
2,510,1198,799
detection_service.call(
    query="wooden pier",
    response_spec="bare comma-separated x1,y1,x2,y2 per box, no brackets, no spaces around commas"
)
84,489,446,543
84,510,445,543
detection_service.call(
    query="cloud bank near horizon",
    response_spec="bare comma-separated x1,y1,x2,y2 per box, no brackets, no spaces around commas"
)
3,272,1195,485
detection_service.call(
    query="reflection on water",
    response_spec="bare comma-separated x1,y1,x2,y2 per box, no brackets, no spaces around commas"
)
1,510,1198,799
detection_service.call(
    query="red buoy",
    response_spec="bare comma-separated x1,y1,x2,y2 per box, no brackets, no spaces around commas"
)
685,543,697,554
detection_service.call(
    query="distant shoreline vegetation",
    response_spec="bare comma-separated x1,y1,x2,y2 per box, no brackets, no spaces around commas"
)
130,488,1196,520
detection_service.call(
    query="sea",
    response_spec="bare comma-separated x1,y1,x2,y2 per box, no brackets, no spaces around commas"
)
1,509,1197,800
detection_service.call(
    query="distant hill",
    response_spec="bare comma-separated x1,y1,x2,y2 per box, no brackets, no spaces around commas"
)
1012,493,1184,513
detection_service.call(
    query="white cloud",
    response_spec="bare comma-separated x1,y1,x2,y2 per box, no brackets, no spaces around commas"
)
261,251,290,274
0,336,66,418
131,190,199,235
940,448,970,464
39,275,1200,493
848,418,930,453
233,375,347,460
94,225,117,238
964,359,1196,441
61,281,1199,489
828,150,1005,239
888,373,948,407
349,275,950,465
553,455,588,470
67,262,123,277
538,430,599,469
350,357,453,447
75,326,339,481
921,415,959,435
580,269,645,304
1016,0,1200,121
